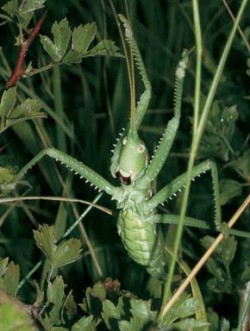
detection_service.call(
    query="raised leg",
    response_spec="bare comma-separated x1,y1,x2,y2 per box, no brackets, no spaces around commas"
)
3,148,120,197
136,51,188,189
142,160,221,230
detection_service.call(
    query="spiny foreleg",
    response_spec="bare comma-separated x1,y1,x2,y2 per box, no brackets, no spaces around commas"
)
135,51,188,190
3,148,120,198
143,160,221,230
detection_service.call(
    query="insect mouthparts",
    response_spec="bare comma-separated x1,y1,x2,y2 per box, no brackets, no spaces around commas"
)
116,171,131,185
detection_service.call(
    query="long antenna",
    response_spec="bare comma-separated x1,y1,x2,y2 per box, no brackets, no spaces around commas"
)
108,0,136,135
125,0,136,135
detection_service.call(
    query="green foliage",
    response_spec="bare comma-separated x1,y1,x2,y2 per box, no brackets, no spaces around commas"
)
198,101,238,162
33,224,82,272
40,19,120,64
0,260,20,296
201,236,238,294
0,87,44,134
2,0,45,29
0,0,249,330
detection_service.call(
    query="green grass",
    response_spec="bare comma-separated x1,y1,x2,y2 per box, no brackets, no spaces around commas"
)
0,0,249,330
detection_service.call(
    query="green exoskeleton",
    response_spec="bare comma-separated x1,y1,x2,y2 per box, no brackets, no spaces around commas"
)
3,15,222,280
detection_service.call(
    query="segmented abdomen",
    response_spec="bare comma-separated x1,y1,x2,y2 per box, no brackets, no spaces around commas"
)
117,209,166,279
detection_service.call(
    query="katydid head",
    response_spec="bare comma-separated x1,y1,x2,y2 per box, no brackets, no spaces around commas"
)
111,132,148,185
109,14,149,185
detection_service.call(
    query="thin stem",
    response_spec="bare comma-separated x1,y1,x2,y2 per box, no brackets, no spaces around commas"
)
159,0,249,323
160,194,250,320
160,0,203,314
192,0,202,133
223,0,250,53
53,66,66,151
17,193,104,289
6,13,47,88
196,0,249,150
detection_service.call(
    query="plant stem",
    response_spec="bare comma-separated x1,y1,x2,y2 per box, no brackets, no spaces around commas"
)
159,0,249,324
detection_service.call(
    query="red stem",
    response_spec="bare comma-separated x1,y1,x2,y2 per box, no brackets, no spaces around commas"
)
6,12,47,89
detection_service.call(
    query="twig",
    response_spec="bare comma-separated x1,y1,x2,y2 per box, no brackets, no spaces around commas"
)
6,12,47,89
160,194,250,320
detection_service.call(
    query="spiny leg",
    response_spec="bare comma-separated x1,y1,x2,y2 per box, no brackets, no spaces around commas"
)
153,214,250,239
136,51,188,190
4,147,120,198
143,160,221,230
154,214,209,229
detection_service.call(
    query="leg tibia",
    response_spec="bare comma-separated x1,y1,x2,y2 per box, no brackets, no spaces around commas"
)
144,160,221,230
11,148,118,197
136,117,179,189
136,52,188,189
154,214,209,229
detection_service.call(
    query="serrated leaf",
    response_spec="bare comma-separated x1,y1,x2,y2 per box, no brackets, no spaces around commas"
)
19,0,45,29
72,23,96,54
118,299,156,331
102,300,120,330
47,276,65,325
215,236,238,268
40,18,71,61
119,320,134,331
72,315,97,331
40,35,61,62
87,40,121,57
51,18,71,58
198,101,238,161
162,294,200,326
64,291,77,318
0,87,16,117
47,276,65,304
2,0,19,17
53,238,82,269
92,282,108,300
0,166,17,194
0,262,20,297
19,0,45,15
85,286,103,316
130,299,152,320
203,257,224,281
220,179,243,205
202,235,237,269
12,98,41,118
0,93,44,134
33,224,56,262
227,150,250,182
0,303,36,331
63,49,82,64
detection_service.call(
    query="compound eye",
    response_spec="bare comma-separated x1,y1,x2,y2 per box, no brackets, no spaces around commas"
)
137,143,146,153
122,137,128,145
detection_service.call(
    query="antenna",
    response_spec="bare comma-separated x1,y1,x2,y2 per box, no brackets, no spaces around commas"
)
108,0,136,136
